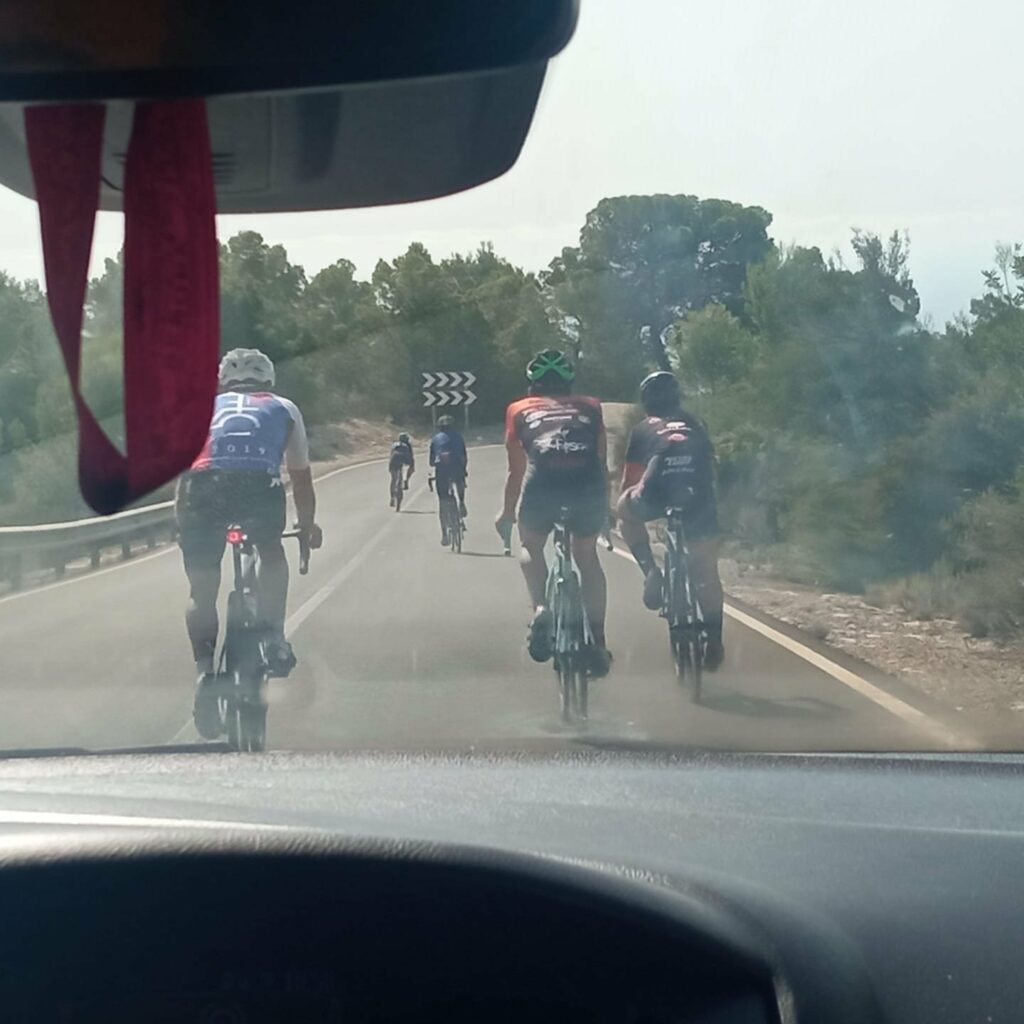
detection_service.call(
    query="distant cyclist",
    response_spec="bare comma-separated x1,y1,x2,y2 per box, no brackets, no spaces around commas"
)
616,370,725,670
388,432,415,506
176,348,323,694
497,349,612,678
430,414,468,544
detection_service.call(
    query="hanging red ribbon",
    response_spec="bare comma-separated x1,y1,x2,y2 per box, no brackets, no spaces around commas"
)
25,99,219,515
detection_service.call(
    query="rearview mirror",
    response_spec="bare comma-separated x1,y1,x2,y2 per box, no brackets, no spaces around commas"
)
0,0,578,101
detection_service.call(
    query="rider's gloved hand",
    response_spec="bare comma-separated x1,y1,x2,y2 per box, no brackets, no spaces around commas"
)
307,524,324,549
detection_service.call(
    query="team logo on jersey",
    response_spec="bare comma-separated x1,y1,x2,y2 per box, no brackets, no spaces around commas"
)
536,427,589,454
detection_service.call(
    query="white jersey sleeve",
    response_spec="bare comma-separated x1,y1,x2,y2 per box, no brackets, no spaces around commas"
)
277,396,311,472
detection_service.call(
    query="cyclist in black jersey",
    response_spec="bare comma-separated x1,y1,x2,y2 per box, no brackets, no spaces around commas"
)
616,371,725,670
388,433,415,506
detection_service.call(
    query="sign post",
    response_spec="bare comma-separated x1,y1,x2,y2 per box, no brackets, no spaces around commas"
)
421,371,477,431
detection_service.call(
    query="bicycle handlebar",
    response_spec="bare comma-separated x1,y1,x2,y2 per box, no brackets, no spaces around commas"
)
282,528,311,575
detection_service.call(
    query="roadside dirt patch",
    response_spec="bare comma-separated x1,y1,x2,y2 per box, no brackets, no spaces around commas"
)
722,558,1024,718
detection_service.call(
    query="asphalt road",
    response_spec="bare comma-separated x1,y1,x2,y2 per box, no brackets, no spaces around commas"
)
0,446,978,753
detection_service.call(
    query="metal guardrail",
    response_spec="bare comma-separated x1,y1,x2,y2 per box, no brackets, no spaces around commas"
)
0,500,176,590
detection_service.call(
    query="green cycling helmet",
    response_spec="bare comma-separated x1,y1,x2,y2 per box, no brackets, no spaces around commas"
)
437,414,455,429
525,348,575,384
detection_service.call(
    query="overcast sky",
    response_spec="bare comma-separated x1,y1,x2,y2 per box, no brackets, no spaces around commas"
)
2,0,1022,325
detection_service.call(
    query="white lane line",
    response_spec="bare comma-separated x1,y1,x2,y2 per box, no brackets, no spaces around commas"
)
168,480,431,745
285,479,429,635
606,546,976,749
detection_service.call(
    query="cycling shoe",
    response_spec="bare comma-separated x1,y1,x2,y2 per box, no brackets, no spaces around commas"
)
587,646,613,679
642,566,664,611
193,673,222,740
527,607,554,663
704,638,725,672
266,636,297,678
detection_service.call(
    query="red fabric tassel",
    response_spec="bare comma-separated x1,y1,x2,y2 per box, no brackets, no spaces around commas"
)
25,100,219,515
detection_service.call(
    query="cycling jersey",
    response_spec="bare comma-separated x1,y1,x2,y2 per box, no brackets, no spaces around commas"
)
623,412,718,534
506,393,607,537
191,391,309,476
429,430,467,475
389,441,415,471
505,394,604,479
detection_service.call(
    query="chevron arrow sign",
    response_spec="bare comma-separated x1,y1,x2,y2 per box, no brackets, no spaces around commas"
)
422,371,477,410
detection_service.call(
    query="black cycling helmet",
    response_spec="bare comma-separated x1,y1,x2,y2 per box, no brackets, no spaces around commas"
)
398,432,410,444
639,371,681,416
525,348,575,394
437,414,455,429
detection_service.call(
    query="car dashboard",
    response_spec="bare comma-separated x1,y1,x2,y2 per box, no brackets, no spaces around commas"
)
0,749,1019,1023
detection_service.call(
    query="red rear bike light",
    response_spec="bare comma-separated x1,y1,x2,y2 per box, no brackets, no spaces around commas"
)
226,528,246,545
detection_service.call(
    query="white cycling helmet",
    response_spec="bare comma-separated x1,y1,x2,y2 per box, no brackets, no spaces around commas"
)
218,348,276,388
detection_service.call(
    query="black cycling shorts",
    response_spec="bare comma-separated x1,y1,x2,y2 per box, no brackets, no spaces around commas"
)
176,471,287,572
518,471,607,538
623,481,719,541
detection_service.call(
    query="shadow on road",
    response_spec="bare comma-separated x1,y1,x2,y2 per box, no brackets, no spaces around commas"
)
460,551,511,559
399,510,434,515
698,687,842,721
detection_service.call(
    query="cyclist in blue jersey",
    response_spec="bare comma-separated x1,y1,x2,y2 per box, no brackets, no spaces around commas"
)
430,414,468,544
176,348,323,707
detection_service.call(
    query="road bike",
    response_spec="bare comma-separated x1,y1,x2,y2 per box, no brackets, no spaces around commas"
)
544,506,594,724
434,476,465,554
214,524,310,751
662,507,707,701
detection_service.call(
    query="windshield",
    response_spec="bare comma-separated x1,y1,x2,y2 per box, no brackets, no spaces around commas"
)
0,0,1019,756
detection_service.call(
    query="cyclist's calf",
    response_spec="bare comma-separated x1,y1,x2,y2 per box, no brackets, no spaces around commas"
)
615,490,648,548
570,534,607,646
256,539,288,634
689,537,724,632
518,526,549,611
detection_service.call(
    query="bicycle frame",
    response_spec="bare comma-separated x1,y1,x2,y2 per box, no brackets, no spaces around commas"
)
663,509,706,697
547,508,593,722
435,473,464,553
217,525,310,752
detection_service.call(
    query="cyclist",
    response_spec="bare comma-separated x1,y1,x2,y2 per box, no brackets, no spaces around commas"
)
496,349,612,678
176,348,323,701
616,370,725,670
430,413,468,544
388,432,415,506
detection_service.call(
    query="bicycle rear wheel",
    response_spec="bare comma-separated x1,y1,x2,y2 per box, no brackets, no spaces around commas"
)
225,684,268,753
394,482,403,512
573,660,589,720
666,556,701,702
556,655,587,724
671,627,701,700
223,595,269,752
